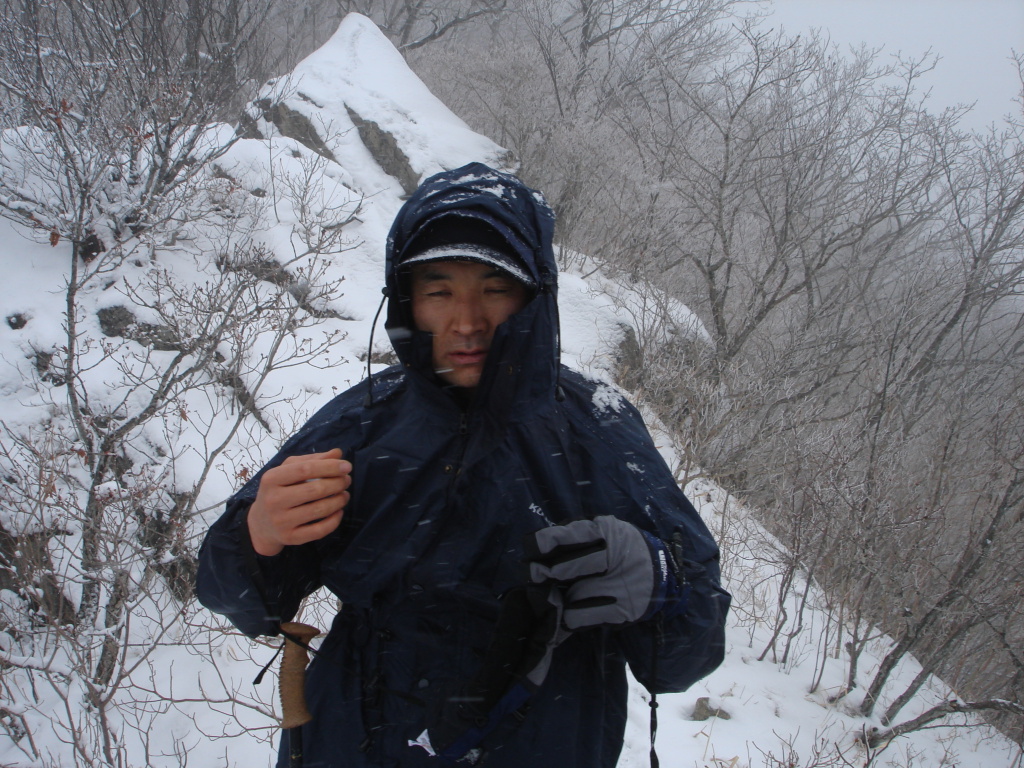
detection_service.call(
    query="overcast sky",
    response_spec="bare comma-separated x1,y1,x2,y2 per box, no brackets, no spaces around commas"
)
752,0,1023,132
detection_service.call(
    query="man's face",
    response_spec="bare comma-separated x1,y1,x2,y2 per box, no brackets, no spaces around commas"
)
410,260,529,389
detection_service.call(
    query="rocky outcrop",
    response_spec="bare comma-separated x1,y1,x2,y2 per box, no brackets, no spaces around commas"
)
345,106,419,195
252,95,339,163
244,91,420,196
97,306,181,352
236,13,512,203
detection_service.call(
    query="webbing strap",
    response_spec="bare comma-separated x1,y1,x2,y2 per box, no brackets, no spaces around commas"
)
650,692,660,768
649,615,662,768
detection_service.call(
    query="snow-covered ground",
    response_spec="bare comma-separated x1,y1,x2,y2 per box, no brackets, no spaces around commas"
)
0,13,1019,768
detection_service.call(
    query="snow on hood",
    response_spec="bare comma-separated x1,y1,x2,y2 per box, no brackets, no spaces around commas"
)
382,163,562,404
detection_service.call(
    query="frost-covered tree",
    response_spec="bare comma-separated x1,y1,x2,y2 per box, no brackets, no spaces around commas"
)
0,5,371,761
0,137,361,763
266,0,507,57
413,3,1024,746
0,0,278,259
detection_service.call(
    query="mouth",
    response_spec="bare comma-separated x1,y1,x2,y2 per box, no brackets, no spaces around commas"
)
447,348,488,366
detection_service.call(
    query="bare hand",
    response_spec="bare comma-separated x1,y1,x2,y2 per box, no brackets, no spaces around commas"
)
246,448,351,557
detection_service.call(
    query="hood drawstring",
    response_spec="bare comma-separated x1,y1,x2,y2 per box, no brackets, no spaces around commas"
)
363,287,390,408
543,274,565,402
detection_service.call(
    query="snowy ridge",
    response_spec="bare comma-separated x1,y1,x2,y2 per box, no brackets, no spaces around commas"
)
247,13,513,198
0,13,1018,768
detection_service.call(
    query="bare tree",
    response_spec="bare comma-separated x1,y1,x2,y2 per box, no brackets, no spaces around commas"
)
425,6,1024,744
0,8,363,748
412,0,739,247
0,0,276,260
272,0,507,54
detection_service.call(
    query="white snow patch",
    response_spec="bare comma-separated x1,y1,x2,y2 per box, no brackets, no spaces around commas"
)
592,380,628,414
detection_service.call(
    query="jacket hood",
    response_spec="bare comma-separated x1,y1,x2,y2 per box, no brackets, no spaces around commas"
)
384,163,560,413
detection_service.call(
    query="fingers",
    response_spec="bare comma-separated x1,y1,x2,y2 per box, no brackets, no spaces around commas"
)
277,448,351,483
269,485,348,534
275,503,345,548
260,466,351,525
525,517,657,630
529,547,608,582
271,474,350,509
527,519,609,582
247,449,352,556
563,593,618,631
530,518,601,555
248,491,346,556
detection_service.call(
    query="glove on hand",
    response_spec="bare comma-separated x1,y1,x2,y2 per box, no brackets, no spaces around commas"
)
525,516,680,630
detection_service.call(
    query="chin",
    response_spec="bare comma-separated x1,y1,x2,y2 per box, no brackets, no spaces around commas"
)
439,367,482,389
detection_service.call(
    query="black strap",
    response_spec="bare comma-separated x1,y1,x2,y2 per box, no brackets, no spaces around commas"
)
252,623,316,685
649,691,660,768
253,641,283,685
649,615,662,768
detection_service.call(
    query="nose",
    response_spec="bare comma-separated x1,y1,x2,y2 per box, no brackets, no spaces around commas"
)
451,295,488,336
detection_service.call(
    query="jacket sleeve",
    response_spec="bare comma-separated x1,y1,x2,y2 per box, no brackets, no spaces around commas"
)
617,516,730,693
195,387,375,636
196,496,323,638
590,397,731,693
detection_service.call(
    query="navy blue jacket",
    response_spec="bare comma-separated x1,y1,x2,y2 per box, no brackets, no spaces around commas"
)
196,164,730,768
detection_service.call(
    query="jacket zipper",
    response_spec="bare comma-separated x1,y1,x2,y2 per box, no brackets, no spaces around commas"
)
445,411,470,499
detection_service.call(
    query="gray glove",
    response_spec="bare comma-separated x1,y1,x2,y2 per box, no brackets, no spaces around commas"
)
525,516,678,630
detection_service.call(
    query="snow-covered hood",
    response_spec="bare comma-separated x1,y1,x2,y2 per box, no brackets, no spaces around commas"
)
383,163,560,411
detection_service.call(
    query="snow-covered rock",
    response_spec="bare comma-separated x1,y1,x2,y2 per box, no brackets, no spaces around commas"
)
242,13,515,198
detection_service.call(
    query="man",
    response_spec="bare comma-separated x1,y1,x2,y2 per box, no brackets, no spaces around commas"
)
197,163,730,768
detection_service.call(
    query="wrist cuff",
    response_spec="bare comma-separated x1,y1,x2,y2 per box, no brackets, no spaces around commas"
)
640,531,687,620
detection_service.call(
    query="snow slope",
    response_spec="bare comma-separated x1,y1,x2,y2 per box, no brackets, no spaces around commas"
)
246,13,513,200
0,12,1019,768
